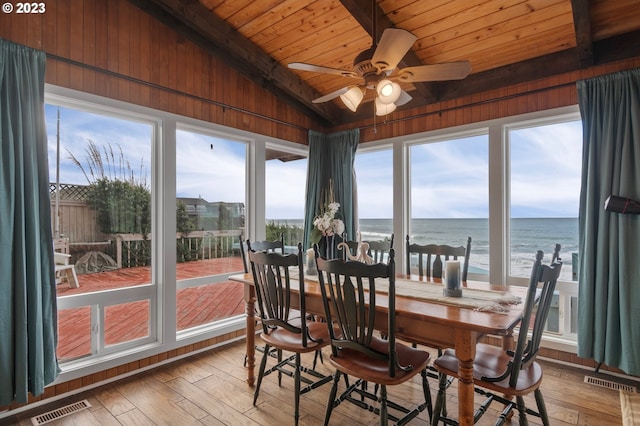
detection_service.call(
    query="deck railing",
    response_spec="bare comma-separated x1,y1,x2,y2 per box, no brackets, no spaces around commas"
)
115,230,243,268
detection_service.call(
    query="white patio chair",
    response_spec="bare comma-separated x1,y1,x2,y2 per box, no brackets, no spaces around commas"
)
53,238,79,288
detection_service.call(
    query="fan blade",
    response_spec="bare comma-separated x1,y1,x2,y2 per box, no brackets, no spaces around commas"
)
312,87,350,103
371,28,417,73
395,61,472,82
289,62,358,78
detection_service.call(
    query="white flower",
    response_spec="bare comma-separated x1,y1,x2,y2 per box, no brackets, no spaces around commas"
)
313,202,343,237
333,218,345,235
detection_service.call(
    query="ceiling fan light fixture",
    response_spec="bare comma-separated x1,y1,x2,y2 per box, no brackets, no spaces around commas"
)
376,79,401,104
340,86,364,112
375,97,397,116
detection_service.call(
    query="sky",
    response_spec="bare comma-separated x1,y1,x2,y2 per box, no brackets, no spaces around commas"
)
46,104,583,220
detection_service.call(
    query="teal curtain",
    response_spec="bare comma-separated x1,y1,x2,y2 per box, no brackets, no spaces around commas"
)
0,39,59,405
577,68,640,375
303,129,359,250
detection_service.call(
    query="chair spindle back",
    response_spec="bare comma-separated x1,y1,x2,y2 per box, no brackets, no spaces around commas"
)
315,247,407,377
405,235,472,281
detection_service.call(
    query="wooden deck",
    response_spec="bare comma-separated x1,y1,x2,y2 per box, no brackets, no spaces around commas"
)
56,257,246,361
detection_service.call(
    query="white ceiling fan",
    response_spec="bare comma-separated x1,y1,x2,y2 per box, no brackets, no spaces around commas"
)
289,19,471,116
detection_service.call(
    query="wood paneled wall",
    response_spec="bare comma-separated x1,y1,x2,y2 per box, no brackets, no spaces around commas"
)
0,0,319,144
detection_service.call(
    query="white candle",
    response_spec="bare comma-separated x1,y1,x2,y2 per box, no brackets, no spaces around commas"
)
445,260,461,290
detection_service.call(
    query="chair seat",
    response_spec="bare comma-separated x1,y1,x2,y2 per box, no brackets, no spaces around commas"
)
261,321,332,354
330,336,430,386
434,343,543,396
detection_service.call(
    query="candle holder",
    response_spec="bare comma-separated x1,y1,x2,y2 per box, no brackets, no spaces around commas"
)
444,260,462,297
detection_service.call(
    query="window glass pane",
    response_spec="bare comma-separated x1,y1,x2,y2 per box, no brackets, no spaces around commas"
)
409,135,489,275
266,153,307,248
57,307,91,361
175,129,246,331
508,120,581,281
47,104,154,361
355,149,394,244
105,300,150,346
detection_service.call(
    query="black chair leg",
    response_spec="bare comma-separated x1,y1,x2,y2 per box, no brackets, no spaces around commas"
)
420,368,433,421
324,371,341,426
379,384,388,426
294,353,301,426
253,344,271,405
516,395,529,426
313,349,323,370
277,349,283,386
534,389,550,426
431,369,448,426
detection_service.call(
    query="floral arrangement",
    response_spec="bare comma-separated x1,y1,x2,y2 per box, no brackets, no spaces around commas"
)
312,202,345,239
311,181,345,244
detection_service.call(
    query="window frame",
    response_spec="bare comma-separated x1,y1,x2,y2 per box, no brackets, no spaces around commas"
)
47,83,581,382
45,85,303,381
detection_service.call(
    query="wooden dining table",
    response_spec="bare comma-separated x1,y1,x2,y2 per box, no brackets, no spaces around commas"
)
229,272,529,426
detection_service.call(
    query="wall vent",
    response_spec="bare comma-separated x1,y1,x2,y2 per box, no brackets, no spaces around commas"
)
31,399,92,425
584,375,637,393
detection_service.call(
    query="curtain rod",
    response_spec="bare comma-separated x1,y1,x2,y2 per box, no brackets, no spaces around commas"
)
45,53,308,132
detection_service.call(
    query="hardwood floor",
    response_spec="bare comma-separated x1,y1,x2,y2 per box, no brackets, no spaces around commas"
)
4,339,624,425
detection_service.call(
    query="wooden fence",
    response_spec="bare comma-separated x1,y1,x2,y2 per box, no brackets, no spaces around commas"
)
50,199,108,244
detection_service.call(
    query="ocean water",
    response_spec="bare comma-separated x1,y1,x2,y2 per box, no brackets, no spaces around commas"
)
270,218,578,281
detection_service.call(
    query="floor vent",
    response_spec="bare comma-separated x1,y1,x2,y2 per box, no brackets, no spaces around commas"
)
31,399,92,425
584,375,637,393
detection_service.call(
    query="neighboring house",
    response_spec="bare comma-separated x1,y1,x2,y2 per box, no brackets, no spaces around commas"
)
177,197,245,231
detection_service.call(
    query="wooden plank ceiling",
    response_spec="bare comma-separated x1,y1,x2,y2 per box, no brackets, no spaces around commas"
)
130,0,640,127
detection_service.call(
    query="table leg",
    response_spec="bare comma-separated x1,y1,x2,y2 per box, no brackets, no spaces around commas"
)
502,329,514,351
455,330,478,426
244,282,256,387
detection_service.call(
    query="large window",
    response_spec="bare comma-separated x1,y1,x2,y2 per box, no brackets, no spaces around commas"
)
354,148,394,243
508,119,581,281
265,147,308,248
46,89,258,372
507,117,582,336
46,103,156,362
408,134,489,276
175,128,247,331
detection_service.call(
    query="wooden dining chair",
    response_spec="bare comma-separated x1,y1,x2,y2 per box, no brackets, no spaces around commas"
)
367,234,394,263
240,233,287,366
239,233,284,273
315,247,433,425
405,235,472,281
339,233,394,263
431,249,563,426
404,234,472,400
248,242,333,426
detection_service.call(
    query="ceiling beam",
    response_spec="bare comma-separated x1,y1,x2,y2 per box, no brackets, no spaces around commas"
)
128,0,343,126
443,30,640,102
338,0,438,103
571,0,594,67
